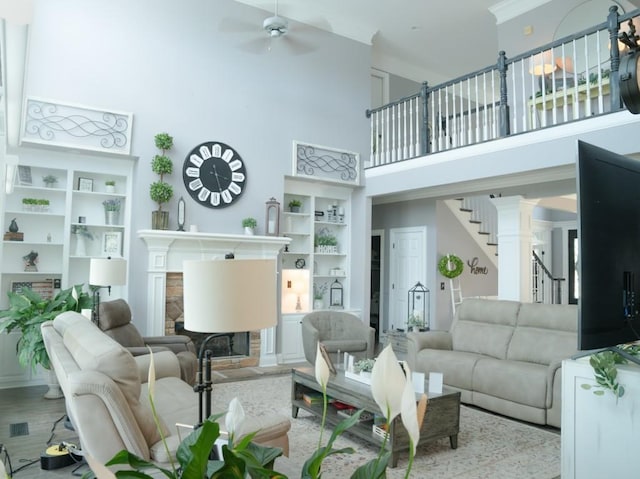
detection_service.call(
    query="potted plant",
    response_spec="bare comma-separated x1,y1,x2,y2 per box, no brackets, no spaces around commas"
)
105,180,116,193
103,198,121,225
315,229,338,253
0,285,92,398
42,174,58,188
288,199,302,212
150,132,174,230
313,282,328,309
242,217,257,235
71,225,94,256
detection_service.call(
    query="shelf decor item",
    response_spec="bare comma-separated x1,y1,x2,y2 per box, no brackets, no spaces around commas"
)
330,279,343,308
288,198,302,212
315,228,338,254
22,250,38,272
42,174,58,187
150,133,174,230
4,218,23,242
265,197,280,236
313,282,328,310
105,180,116,193
102,231,122,256
103,198,121,225
241,217,257,235
408,281,430,331
71,225,94,256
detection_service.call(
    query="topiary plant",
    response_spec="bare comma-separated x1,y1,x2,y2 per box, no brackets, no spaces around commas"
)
150,133,174,229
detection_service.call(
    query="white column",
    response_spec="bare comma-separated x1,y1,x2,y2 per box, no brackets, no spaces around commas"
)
491,196,538,302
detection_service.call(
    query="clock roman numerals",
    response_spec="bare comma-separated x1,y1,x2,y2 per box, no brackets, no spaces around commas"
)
183,141,247,209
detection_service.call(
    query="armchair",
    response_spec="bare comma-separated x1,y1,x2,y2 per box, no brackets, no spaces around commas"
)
41,311,291,466
97,298,197,385
301,310,375,365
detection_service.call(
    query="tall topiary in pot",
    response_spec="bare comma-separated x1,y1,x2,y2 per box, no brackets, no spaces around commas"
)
150,132,174,230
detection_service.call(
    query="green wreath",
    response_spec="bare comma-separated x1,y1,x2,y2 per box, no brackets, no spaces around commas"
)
438,254,464,279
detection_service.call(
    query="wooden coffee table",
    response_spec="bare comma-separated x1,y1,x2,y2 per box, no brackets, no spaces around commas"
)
291,367,460,467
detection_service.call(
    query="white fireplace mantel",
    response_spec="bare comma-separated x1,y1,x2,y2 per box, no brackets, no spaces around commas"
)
138,230,290,367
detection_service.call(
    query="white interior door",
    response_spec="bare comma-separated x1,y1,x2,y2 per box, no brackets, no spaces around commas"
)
389,226,426,331
371,68,389,109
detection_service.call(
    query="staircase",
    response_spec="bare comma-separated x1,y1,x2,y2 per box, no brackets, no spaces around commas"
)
443,197,499,269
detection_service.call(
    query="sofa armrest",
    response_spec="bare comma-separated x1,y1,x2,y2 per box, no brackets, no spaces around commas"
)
406,331,452,369
546,359,563,408
144,335,196,355
128,345,169,356
135,350,182,382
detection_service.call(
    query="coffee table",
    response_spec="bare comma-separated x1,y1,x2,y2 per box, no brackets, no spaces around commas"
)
291,367,460,467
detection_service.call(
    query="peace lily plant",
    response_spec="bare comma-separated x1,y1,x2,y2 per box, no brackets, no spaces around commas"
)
85,344,426,478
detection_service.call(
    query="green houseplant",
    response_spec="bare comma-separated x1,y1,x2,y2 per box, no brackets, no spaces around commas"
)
242,217,257,235
42,174,58,187
150,133,174,230
0,285,92,372
288,199,302,213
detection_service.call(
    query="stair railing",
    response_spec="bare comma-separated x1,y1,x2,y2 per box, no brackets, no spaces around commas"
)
532,250,565,304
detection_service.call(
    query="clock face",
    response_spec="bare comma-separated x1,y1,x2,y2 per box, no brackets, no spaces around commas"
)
182,141,247,208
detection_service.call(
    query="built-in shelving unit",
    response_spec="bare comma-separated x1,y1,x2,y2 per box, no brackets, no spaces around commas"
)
279,177,355,363
0,149,135,388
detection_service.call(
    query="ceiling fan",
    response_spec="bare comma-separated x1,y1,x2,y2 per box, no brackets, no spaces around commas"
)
221,0,316,55
262,0,288,38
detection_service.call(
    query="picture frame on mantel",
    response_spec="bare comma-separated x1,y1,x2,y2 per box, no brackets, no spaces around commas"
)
292,141,360,186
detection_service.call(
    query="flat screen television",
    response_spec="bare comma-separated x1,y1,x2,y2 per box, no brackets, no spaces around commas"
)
577,140,640,351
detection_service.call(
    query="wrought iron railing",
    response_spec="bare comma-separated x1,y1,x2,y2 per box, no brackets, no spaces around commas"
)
366,6,637,169
532,250,565,304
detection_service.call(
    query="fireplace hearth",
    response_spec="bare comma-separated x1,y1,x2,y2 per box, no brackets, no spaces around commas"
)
174,322,249,358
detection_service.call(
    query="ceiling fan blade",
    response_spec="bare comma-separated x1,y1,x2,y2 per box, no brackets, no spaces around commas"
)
239,36,271,54
280,35,315,55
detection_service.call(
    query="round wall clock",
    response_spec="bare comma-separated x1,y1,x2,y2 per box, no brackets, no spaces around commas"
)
182,141,247,208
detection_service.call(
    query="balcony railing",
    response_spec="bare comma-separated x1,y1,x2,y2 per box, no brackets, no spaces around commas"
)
366,6,636,169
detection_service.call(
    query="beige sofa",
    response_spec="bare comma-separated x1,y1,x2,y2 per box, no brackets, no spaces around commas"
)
406,298,577,427
42,311,290,466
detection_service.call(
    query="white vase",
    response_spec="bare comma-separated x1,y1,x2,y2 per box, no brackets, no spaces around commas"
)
75,234,87,256
105,185,115,193
43,367,63,399
314,299,324,310
244,227,254,235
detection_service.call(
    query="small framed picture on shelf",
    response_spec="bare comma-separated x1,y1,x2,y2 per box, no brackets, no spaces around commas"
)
77,177,93,192
101,231,122,256
18,165,32,185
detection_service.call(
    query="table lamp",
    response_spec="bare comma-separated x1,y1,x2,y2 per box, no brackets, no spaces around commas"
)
183,256,277,426
89,257,127,325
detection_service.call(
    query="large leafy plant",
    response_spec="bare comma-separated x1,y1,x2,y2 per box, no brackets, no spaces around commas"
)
0,285,92,371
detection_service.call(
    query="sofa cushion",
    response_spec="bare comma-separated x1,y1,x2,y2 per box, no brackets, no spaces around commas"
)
507,303,578,365
321,340,367,353
451,299,520,359
415,349,483,391
473,358,548,409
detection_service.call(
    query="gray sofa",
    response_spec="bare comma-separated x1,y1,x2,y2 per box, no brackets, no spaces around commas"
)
406,298,577,427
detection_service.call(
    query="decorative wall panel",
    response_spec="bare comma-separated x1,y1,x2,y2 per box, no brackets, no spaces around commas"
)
21,98,133,155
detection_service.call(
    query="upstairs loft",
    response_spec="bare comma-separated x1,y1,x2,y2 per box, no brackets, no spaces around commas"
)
364,6,640,204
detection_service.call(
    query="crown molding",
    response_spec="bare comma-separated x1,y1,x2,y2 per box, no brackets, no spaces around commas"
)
488,0,552,24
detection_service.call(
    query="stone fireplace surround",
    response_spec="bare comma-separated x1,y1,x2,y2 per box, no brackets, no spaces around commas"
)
139,230,290,369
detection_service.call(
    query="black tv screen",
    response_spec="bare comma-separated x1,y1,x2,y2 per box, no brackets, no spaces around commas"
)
577,140,640,350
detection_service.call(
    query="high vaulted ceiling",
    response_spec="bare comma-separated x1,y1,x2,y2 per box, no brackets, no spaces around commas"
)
234,0,506,83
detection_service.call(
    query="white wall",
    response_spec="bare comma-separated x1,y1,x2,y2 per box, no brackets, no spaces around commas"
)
22,0,372,331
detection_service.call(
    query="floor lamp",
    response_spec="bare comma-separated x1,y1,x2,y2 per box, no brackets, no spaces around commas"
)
183,257,277,427
89,257,127,325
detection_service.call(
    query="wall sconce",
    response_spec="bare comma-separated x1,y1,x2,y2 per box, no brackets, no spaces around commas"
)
265,197,280,236
408,281,430,331
330,279,343,309
281,269,309,313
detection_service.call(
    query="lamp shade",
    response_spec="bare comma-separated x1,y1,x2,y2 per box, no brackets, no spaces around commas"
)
89,257,127,286
528,50,557,76
183,258,277,333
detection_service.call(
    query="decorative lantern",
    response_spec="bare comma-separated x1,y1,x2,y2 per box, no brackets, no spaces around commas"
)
407,281,430,331
330,279,343,308
265,197,280,236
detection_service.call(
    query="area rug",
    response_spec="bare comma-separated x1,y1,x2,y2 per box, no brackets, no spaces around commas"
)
213,374,560,478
